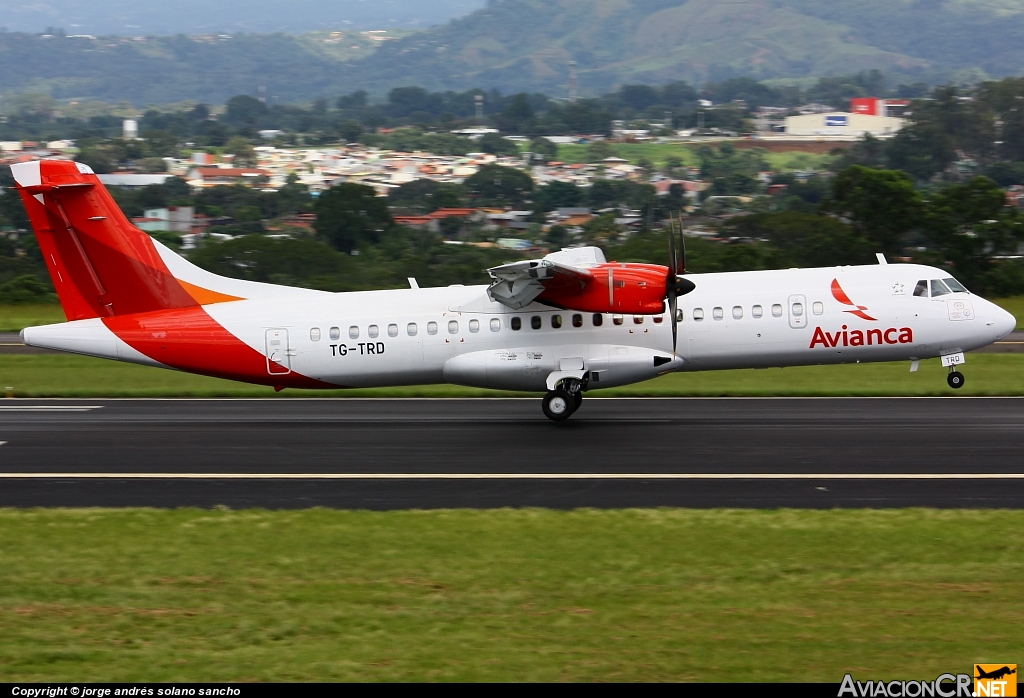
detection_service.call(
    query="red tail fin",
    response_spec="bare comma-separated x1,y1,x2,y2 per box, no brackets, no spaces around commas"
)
11,159,199,320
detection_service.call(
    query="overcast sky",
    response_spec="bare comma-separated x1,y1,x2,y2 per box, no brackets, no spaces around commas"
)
1,0,487,35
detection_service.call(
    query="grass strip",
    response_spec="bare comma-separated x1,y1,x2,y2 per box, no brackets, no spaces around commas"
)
0,304,67,332
0,508,1020,682
1,353,1023,398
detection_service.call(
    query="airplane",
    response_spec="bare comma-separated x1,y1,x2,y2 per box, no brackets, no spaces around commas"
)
976,666,1016,681
10,159,1017,420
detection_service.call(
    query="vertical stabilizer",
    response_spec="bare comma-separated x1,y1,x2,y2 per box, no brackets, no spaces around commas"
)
11,159,199,320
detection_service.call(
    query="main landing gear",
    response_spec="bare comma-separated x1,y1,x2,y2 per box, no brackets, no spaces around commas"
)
542,378,584,421
947,368,965,389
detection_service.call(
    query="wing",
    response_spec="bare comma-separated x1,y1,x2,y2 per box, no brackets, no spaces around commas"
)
486,258,594,310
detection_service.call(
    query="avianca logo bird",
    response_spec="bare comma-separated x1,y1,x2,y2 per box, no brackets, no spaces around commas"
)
831,279,877,321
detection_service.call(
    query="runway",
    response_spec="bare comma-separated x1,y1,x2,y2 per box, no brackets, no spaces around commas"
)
1,398,1022,508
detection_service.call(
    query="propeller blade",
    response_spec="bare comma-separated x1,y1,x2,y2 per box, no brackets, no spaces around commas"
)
670,292,678,355
677,213,687,273
668,221,677,278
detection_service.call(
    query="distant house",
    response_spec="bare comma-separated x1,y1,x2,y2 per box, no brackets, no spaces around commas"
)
187,167,270,188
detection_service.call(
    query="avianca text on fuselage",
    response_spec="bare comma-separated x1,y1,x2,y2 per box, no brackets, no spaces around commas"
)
809,324,913,349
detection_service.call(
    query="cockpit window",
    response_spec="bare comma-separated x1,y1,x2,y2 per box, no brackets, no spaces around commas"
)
913,280,929,297
930,279,952,297
944,277,969,294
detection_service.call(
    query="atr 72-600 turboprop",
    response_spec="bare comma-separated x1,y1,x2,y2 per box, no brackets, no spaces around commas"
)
11,160,1017,420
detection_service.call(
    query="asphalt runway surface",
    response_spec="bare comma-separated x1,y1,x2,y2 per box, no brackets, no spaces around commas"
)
3,331,1024,353
1,397,1022,508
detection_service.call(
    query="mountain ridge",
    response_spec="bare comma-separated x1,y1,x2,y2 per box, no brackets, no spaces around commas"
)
2,0,1024,105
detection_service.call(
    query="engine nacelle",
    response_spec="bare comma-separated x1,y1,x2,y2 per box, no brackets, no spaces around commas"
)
538,263,669,314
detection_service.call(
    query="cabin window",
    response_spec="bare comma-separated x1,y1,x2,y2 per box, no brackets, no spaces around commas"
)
407,323,418,336
388,324,399,337
531,315,542,330
511,317,522,331
469,319,480,333
676,308,684,323
812,302,823,316
593,313,604,327
713,307,724,321
551,314,562,329
693,308,704,321
427,321,438,335
732,306,743,320
930,279,951,297
329,326,341,341
612,314,624,326
310,328,321,341
792,302,804,317
368,324,379,338
349,326,359,339
772,304,783,318
448,320,459,334
634,315,644,324
490,318,501,332
653,315,664,324
944,277,969,293
572,314,583,328
752,305,763,319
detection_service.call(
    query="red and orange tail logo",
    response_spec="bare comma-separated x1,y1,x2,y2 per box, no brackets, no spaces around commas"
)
831,279,877,321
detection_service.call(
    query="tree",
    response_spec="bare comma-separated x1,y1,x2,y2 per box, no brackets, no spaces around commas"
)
498,93,534,133
921,176,1024,291
387,179,464,213
224,95,267,127
886,122,955,181
339,119,364,143
533,180,583,212
313,183,392,253
224,136,258,167
827,166,923,256
478,132,520,157
722,212,875,268
464,165,533,207
528,136,557,161
586,140,617,162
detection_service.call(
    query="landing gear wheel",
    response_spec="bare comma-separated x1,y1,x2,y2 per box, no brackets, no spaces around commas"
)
947,370,965,389
542,390,574,421
573,391,583,411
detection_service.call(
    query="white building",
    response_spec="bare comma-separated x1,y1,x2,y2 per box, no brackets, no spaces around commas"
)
784,112,905,139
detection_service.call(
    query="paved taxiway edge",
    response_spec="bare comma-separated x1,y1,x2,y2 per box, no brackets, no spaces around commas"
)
1,472,1023,479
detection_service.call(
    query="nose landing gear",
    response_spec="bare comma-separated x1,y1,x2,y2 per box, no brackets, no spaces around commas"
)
947,367,965,389
542,377,585,421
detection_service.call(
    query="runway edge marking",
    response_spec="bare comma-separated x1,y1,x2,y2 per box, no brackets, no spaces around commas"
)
2,473,1024,480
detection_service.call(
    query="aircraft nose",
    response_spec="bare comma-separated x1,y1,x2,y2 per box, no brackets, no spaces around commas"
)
993,305,1016,339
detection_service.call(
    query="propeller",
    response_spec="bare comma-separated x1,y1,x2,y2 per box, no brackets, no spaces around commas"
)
666,212,695,355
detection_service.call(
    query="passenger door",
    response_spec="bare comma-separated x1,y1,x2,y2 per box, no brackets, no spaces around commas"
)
788,294,808,329
265,328,291,375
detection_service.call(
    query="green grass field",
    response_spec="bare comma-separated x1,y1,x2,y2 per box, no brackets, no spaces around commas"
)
1,353,1022,397
0,304,66,332
0,508,1019,681
554,141,836,171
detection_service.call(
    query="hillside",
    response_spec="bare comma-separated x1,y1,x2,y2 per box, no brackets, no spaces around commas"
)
3,0,1024,105
360,0,1024,93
